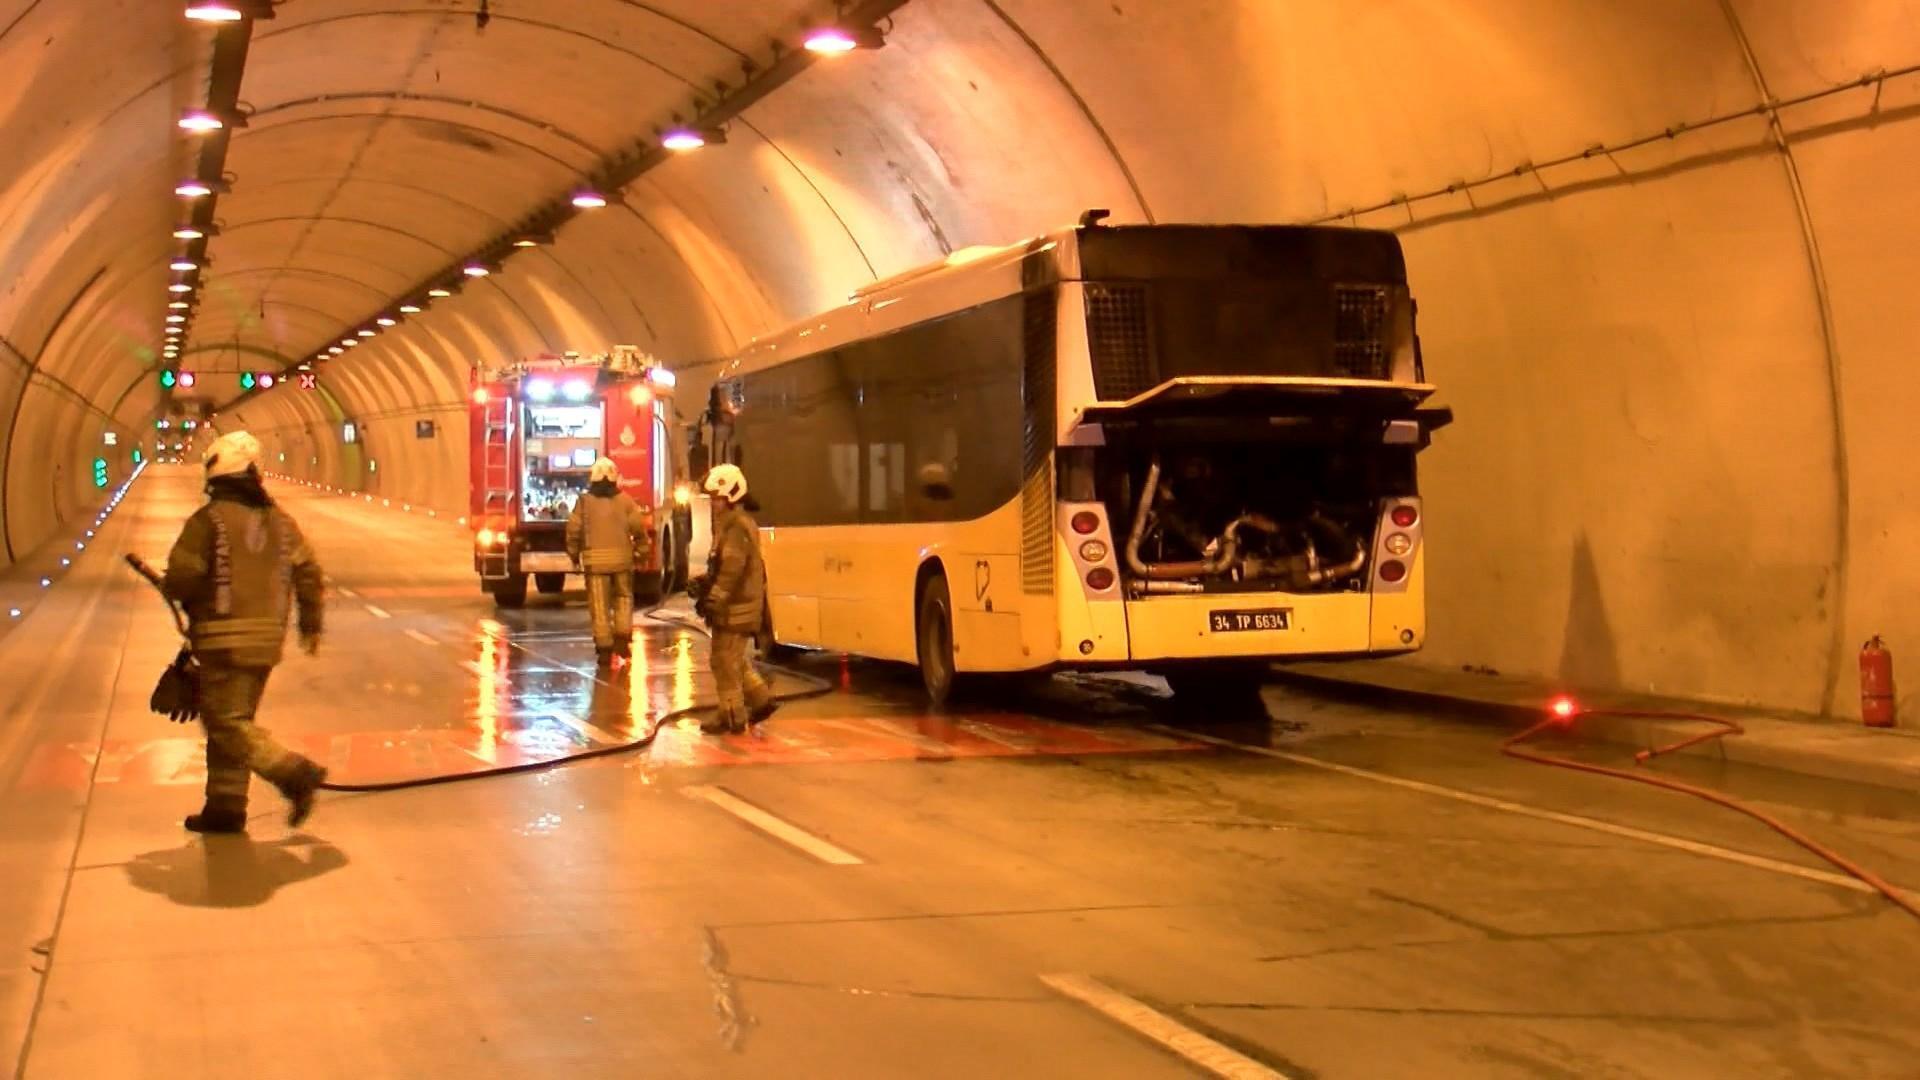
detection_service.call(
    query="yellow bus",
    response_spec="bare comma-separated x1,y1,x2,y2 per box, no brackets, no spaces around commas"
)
701,214,1451,705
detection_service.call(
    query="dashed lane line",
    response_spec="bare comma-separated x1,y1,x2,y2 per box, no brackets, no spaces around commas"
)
684,785,864,865
364,604,391,620
403,629,436,646
1152,725,1903,900
1039,974,1290,1079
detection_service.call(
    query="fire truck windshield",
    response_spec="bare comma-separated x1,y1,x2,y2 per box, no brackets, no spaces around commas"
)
522,403,604,522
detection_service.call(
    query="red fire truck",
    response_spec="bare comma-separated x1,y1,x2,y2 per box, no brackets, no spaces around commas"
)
469,347,695,608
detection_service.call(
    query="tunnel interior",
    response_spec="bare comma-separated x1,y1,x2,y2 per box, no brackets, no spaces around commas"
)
3,0,1918,720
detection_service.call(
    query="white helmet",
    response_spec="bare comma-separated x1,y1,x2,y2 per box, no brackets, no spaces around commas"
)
590,457,619,484
703,463,747,502
204,431,263,479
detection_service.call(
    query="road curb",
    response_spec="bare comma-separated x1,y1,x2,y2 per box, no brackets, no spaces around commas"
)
1267,669,1920,796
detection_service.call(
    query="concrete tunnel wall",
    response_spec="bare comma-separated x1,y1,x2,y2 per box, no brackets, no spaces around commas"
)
2,0,1917,721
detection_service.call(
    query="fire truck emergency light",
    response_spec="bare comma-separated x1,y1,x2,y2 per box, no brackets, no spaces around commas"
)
562,379,592,402
646,366,677,389
525,379,555,401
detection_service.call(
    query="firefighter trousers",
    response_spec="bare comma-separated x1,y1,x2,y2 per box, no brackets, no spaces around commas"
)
711,630,772,729
585,572,634,653
199,664,314,814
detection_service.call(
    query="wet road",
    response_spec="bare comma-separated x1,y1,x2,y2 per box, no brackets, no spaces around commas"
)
5,467,1920,1079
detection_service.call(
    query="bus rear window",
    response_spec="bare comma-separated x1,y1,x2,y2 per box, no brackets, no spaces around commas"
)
1084,279,1415,400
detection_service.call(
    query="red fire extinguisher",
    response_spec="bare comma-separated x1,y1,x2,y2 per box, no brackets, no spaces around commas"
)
1861,636,1896,728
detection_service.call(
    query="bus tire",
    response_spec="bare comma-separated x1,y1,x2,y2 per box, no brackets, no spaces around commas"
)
634,569,664,608
491,574,529,609
534,573,566,595
917,575,958,707
1163,664,1268,718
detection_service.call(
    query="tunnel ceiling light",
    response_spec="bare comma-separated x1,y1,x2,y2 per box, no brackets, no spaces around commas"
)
428,286,454,298
169,301,191,310
803,25,883,53
175,180,214,198
357,328,376,337
376,316,397,327
462,262,493,278
343,338,360,347
570,190,607,209
169,283,194,293
328,346,343,354
169,258,199,272
166,314,186,324
178,110,225,133
173,225,210,240
184,2,245,21
661,127,722,151
398,303,422,314
512,235,545,248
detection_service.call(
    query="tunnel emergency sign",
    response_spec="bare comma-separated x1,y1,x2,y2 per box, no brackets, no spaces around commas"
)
103,431,117,446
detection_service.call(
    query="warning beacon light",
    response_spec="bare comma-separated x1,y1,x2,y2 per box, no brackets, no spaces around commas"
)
1548,696,1580,721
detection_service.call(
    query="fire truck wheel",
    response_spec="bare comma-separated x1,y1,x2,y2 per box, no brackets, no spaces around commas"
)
491,574,529,609
534,573,566,595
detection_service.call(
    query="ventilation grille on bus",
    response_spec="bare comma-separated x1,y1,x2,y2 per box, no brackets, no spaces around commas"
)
1085,284,1153,401
1333,285,1390,380
1022,292,1058,595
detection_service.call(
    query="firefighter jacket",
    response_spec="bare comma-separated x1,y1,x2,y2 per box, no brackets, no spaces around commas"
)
705,505,766,633
566,483,653,574
164,481,324,668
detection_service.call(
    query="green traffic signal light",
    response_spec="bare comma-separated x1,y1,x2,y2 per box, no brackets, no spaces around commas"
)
240,372,256,391
160,370,177,389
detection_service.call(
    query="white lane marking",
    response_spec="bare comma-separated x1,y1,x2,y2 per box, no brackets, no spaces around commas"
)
684,785,864,866
335,586,358,599
364,604,391,620
404,629,437,646
1040,973,1289,1079
1155,726,1893,898
545,709,623,747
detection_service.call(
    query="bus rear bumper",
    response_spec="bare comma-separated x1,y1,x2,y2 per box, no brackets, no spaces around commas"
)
1109,593,1421,662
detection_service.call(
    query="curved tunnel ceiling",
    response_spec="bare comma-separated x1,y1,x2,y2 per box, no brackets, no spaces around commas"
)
4,0,1920,722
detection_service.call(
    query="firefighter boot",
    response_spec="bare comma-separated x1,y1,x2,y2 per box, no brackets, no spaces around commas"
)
184,800,248,834
595,647,614,670
279,760,329,828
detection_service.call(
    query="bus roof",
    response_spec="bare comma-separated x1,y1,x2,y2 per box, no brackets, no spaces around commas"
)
722,222,1406,381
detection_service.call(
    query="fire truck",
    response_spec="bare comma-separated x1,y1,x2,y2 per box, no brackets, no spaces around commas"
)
468,347,702,608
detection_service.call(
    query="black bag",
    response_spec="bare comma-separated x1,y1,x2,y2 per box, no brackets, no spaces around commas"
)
150,646,202,723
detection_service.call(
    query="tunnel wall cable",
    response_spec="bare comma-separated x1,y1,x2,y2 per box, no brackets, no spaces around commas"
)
1503,707,1920,922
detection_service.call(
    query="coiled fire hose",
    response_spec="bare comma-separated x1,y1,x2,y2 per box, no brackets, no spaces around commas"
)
1504,703,1920,922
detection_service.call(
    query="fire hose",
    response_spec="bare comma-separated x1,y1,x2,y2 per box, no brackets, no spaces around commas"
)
1504,702,1920,922
125,554,834,795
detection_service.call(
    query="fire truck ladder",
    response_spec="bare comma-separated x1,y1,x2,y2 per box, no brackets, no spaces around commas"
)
478,392,515,579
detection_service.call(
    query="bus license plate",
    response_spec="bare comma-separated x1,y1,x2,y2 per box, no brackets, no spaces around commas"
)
1210,609,1291,633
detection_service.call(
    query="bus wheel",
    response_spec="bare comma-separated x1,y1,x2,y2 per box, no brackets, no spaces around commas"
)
917,575,958,707
534,573,566,595
1163,665,1269,718
491,574,529,609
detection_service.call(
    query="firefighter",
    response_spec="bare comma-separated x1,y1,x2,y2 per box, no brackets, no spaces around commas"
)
163,430,329,833
566,457,653,667
692,464,775,734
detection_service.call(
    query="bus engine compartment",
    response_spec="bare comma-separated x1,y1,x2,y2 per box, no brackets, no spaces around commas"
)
1074,431,1420,597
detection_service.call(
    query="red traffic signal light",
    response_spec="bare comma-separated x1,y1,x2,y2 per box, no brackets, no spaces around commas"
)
178,371,197,388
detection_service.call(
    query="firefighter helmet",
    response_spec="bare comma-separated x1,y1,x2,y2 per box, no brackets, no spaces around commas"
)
203,431,263,479
703,463,747,503
590,457,618,484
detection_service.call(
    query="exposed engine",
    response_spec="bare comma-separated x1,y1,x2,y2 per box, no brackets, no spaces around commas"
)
1113,450,1388,597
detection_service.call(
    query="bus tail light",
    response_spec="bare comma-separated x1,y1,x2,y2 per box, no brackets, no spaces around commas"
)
1384,533,1413,556
1079,540,1109,563
1391,504,1419,528
1379,560,1407,583
1086,567,1115,591
1070,511,1099,535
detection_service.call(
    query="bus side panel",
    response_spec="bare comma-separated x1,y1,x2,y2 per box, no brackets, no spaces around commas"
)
1123,594,1372,660
1368,550,1426,653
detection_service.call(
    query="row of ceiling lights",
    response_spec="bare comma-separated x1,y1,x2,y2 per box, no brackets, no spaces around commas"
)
161,2,271,370
222,3,893,382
